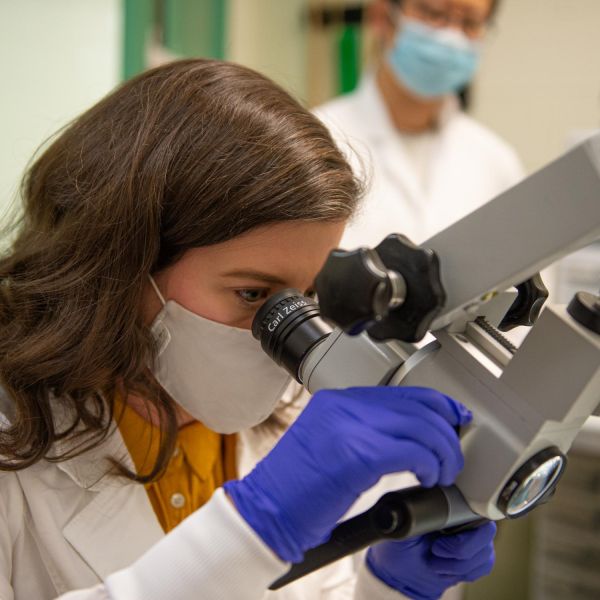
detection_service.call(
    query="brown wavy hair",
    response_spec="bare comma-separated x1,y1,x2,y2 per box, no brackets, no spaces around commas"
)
0,59,361,481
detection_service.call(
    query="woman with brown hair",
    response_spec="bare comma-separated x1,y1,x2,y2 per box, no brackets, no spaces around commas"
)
0,59,495,600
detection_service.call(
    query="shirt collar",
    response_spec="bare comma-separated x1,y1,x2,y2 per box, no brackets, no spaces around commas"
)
115,397,225,483
355,72,460,142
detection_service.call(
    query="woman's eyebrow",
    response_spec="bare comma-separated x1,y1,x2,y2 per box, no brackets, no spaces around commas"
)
221,269,287,285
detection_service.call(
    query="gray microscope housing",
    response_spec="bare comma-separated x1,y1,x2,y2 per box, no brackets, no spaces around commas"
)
256,133,600,523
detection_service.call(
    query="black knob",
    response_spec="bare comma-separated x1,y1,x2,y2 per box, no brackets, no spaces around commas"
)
567,291,600,334
499,273,549,332
367,234,446,343
314,247,398,335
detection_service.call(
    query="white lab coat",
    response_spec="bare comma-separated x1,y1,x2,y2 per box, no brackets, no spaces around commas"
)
314,76,525,249
0,393,410,600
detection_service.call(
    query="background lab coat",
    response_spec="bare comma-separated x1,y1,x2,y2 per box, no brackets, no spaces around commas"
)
314,76,525,249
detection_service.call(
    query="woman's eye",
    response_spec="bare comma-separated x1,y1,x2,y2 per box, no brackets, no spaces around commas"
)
236,289,269,304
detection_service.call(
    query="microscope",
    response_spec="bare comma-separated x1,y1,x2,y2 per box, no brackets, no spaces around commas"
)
252,133,600,588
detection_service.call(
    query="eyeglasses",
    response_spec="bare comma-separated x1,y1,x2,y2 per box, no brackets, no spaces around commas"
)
401,0,489,39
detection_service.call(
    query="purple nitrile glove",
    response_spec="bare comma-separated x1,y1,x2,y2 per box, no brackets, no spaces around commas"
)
224,386,471,562
367,522,497,600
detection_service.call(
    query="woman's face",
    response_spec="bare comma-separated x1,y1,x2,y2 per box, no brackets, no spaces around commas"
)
146,220,347,329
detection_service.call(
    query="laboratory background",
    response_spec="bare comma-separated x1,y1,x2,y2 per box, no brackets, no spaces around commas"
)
1,1,599,598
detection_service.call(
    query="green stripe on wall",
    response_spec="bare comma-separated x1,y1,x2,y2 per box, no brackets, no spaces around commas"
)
338,24,361,94
122,0,153,80
164,0,227,59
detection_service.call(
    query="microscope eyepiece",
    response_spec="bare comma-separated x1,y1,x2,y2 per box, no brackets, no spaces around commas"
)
252,289,332,382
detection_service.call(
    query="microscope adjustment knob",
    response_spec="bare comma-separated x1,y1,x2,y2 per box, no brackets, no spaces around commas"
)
314,248,400,335
499,273,549,331
367,234,446,343
567,291,600,334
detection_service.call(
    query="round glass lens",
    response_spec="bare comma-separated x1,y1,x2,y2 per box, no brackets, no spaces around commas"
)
506,456,564,516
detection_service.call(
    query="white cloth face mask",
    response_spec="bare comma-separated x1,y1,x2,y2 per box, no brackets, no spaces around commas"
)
148,277,292,434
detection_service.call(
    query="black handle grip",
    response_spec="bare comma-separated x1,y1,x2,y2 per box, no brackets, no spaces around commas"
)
269,486,455,590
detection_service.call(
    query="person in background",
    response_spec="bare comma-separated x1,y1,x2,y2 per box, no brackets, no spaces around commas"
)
0,59,495,600
314,0,524,249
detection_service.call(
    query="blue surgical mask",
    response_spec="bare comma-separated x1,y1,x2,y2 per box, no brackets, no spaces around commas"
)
387,17,482,99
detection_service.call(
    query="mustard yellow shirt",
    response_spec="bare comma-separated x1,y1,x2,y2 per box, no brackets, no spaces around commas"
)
116,400,237,533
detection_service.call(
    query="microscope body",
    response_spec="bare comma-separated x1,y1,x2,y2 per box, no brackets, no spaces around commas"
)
290,134,600,520
408,304,599,519
295,301,600,520
255,133,600,588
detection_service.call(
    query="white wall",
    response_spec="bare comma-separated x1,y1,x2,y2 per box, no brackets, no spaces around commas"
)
0,0,121,220
472,0,600,173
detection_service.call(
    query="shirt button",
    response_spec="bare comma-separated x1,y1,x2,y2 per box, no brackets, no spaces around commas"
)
170,493,186,509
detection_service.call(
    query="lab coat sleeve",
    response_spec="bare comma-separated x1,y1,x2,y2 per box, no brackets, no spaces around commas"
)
51,489,288,600
104,488,288,600
58,490,412,600
58,585,110,600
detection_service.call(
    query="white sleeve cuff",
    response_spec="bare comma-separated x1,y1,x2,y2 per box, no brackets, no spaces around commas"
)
354,559,411,600
105,488,288,600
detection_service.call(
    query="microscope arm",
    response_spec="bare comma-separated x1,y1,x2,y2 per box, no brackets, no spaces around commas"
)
425,134,600,331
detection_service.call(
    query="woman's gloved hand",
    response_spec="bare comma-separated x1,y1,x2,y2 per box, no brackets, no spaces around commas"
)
366,522,497,600
224,386,471,562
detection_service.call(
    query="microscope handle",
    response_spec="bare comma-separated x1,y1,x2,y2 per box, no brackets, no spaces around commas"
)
269,486,464,590
441,518,490,535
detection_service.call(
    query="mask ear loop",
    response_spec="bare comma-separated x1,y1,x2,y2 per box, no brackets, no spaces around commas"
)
148,275,167,307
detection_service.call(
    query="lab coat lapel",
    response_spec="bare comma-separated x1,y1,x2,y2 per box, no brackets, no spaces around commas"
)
356,77,426,210
425,99,466,234
62,480,164,579
379,136,425,209
55,417,164,579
